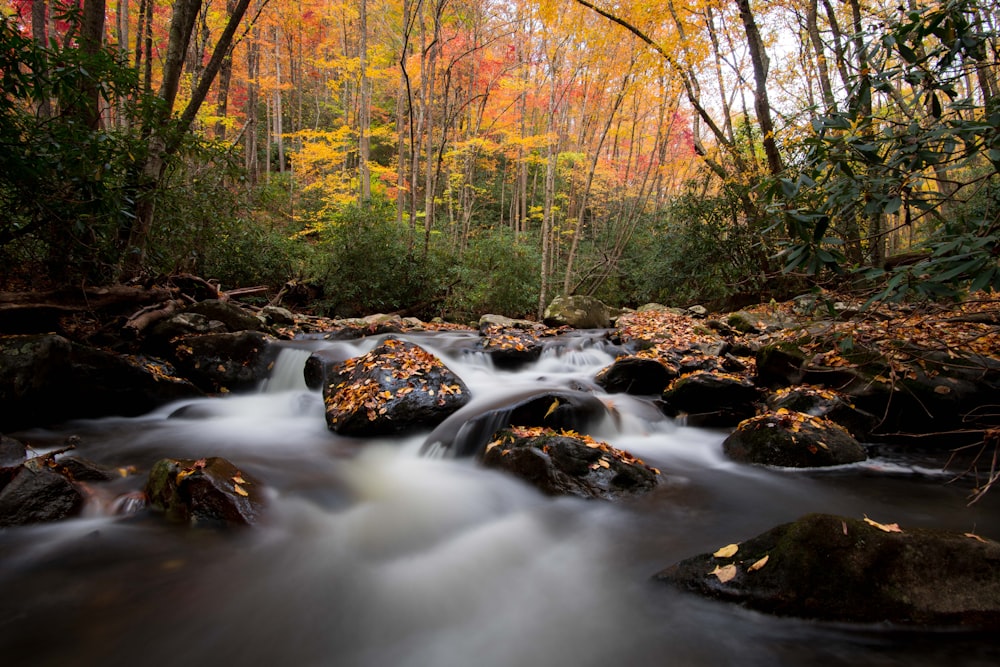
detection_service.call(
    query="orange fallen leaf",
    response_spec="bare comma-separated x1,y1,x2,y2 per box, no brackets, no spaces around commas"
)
233,484,249,497
713,543,739,558
964,532,988,543
708,563,737,583
748,554,769,571
863,515,902,533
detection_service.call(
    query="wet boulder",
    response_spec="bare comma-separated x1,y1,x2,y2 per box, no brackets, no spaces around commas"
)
655,513,1000,628
169,330,275,393
543,295,611,329
421,389,611,458
145,456,266,527
324,337,471,436
723,410,866,467
661,371,760,427
477,325,544,368
0,465,84,527
480,427,659,500
0,435,27,489
595,355,678,395
766,385,878,440
0,334,202,430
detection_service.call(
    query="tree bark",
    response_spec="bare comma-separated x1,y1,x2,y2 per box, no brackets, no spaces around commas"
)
735,0,783,176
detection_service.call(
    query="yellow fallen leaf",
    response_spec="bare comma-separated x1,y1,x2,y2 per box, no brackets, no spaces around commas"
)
863,515,902,533
708,563,737,583
598,458,610,468
713,543,739,558
544,398,560,419
233,484,249,497
748,554,769,571
232,474,247,484
964,532,987,543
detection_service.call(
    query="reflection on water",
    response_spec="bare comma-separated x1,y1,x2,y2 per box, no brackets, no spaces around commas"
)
2,332,999,667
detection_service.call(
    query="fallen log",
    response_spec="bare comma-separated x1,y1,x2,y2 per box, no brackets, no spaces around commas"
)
122,299,186,339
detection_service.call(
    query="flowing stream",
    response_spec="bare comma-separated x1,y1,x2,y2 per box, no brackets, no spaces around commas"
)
2,331,999,666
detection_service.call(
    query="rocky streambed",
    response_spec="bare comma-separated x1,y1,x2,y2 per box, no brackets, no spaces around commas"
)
1,291,1000,665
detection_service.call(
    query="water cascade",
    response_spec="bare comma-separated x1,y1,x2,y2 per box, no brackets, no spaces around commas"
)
1,331,998,666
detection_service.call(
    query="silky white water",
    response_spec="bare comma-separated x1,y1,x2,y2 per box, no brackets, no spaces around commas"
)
2,331,998,667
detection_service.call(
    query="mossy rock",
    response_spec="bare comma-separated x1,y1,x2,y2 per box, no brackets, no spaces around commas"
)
145,457,266,527
723,411,866,467
656,513,1000,628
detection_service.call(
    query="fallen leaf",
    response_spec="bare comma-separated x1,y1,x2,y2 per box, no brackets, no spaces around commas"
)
933,385,951,394
964,532,988,543
544,398,560,419
598,458,610,468
708,563,737,583
232,474,247,485
748,554,769,571
842,520,848,535
863,515,902,533
233,484,249,497
713,543,739,558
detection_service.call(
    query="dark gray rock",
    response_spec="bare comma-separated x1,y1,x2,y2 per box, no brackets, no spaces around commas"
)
145,456,266,527
723,411,867,467
324,337,471,436
661,371,760,427
0,466,84,527
480,428,659,500
595,356,677,395
656,513,1000,628
169,331,275,393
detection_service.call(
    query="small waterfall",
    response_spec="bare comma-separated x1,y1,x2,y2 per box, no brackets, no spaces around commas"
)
260,347,314,392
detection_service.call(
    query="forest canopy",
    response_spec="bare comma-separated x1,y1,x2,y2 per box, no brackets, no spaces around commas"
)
0,0,997,318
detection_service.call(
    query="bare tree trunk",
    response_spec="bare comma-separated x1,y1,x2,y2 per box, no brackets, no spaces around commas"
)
735,0,783,176
358,0,371,204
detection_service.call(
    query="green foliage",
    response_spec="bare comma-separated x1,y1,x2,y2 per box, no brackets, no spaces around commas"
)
307,196,445,317
628,186,779,307
444,228,541,320
767,0,999,300
0,15,144,283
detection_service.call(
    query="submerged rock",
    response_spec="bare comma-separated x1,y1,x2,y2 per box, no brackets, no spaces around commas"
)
723,410,866,467
655,513,1000,628
145,456,266,527
480,427,659,500
323,337,471,436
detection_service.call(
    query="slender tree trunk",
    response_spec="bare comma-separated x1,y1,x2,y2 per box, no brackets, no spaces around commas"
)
735,0,783,176
358,0,371,204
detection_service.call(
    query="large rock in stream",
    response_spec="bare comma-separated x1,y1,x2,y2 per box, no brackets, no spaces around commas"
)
0,333,202,430
145,457,266,527
323,337,471,436
656,513,1000,628
723,410,867,467
480,427,659,500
